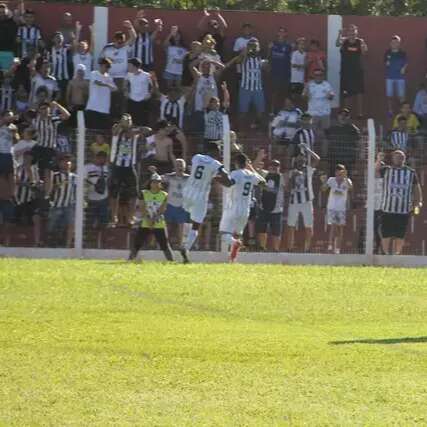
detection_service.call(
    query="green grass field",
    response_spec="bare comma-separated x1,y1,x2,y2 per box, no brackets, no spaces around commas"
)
0,259,426,426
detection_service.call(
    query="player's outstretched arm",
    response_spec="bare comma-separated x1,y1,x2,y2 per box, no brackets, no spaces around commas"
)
217,168,235,187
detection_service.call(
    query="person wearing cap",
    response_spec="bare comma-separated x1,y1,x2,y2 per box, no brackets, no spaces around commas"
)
66,63,89,127
85,57,117,130
384,35,407,116
125,57,152,126
256,159,285,252
325,108,360,178
128,173,174,262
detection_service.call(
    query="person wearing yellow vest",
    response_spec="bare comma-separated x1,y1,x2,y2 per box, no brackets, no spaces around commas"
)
128,173,174,261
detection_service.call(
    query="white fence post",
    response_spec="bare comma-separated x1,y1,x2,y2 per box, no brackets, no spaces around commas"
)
221,114,231,253
74,111,86,257
365,119,376,258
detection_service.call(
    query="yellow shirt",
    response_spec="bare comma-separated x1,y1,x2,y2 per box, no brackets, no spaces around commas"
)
392,113,420,133
90,142,110,156
141,190,167,229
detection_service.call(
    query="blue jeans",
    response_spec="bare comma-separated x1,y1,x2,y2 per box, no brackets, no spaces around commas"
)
48,206,75,233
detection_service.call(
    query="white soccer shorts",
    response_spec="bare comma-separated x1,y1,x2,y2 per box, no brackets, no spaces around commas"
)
182,196,208,224
287,201,314,227
219,210,249,236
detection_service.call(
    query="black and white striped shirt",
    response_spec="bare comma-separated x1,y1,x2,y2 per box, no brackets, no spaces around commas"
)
50,46,71,81
240,57,263,91
160,95,185,129
110,133,138,168
51,171,77,208
390,130,409,152
204,110,225,140
32,115,62,149
289,166,315,204
17,25,42,57
130,32,154,67
380,166,417,214
15,165,39,205
293,128,315,151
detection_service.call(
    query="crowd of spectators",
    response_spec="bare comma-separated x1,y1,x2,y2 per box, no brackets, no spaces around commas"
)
0,3,424,252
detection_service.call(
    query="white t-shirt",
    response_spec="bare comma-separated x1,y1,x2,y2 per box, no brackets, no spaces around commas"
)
101,44,128,78
194,75,218,112
84,163,109,201
12,139,36,166
291,50,306,83
165,46,188,76
327,177,352,211
72,53,93,79
0,125,14,154
374,177,383,211
86,71,116,114
306,80,333,117
183,154,223,203
126,71,151,102
162,172,190,207
224,169,263,217
30,74,58,105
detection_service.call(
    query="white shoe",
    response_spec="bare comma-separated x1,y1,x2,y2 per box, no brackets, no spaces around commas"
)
334,248,340,255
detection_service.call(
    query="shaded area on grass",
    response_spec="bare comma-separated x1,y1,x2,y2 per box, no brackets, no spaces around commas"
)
330,336,427,345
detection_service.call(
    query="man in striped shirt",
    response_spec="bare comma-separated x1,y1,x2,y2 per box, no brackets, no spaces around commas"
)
16,9,44,58
226,38,267,129
377,150,422,255
389,116,409,153
47,154,77,247
130,10,163,72
49,31,73,101
285,146,320,252
31,100,70,183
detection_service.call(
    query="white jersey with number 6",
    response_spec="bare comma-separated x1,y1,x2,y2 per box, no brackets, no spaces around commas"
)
183,154,223,223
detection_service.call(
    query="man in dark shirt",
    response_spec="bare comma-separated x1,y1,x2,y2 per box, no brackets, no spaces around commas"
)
326,108,360,178
0,3,17,71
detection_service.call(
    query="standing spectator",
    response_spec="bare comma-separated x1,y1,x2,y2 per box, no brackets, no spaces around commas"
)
100,21,136,118
392,101,420,134
163,26,188,89
290,37,307,105
374,152,385,254
306,39,326,80
326,108,360,177
270,97,302,142
377,150,422,255
125,57,152,126
197,9,228,59
58,12,75,45
389,116,409,153
199,34,222,69
292,113,316,161
16,8,44,59
385,35,407,116
85,58,117,130
336,24,368,118
303,69,335,137
130,10,163,72
29,60,58,106
0,168,13,246
0,3,17,71
268,27,292,114
181,41,202,95
162,159,190,247
0,110,19,196
72,23,93,80
47,154,77,247
109,114,140,226
256,159,285,252
232,23,254,77
31,101,70,183
227,38,267,129
12,126,36,167
158,87,186,130
286,148,320,253
321,164,353,254
49,31,73,101
128,173,174,262
413,81,427,128
66,64,89,126
204,82,230,146
14,150,45,246
84,150,109,234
